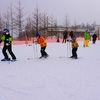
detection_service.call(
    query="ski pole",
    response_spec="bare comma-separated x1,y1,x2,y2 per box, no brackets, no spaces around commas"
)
69,42,71,57
35,43,38,58
32,38,38,58
67,41,68,57
67,41,71,57
32,38,36,58
0,46,2,50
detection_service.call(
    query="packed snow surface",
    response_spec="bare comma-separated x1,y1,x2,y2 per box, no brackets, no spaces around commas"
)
0,41,100,100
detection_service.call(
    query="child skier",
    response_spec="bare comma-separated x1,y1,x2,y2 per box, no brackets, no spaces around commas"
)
83,30,90,47
0,28,16,61
67,31,79,59
35,32,49,59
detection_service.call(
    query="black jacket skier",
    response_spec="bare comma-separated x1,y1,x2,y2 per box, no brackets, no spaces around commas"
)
92,33,97,44
0,28,16,61
62,30,68,43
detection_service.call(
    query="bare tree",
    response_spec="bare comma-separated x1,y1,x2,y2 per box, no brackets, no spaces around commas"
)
14,0,25,38
32,6,41,34
25,16,35,38
0,15,4,32
63,15,70,30
40,13,49,36
1,2,15,38
4,10,10,29
48,16,56,38
80,23,86,28
91,21,96,30
9,3,14,38
53,19,58,36
0,15,5,36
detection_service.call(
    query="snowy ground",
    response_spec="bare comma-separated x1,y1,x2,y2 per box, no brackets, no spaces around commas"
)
0,40,100,100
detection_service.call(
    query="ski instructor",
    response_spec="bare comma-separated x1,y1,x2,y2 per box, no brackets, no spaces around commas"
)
0,28,16,61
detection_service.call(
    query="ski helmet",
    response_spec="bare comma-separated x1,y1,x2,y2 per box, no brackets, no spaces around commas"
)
36,32,40,37
3,28,9,33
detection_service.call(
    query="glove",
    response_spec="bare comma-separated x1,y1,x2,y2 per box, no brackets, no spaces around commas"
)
6,43,10,46
6,39,9,41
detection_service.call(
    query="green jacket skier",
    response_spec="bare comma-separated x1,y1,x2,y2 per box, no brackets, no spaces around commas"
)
0,28,16,61
83,30,90,47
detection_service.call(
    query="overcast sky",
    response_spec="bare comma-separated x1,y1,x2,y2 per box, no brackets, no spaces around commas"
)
0,0,100,26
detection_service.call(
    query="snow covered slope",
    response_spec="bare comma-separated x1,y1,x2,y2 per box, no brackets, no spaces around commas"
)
0,41,100,100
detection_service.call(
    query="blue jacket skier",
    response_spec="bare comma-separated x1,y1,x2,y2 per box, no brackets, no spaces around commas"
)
0,28,16,61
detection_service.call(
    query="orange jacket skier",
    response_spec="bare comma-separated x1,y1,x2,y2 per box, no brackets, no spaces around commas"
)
36,32,49,59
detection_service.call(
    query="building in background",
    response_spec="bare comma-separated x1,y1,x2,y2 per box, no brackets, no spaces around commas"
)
40,26,88,38
95,25,100,39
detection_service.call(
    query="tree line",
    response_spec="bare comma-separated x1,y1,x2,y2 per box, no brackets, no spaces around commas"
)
0,0,96,38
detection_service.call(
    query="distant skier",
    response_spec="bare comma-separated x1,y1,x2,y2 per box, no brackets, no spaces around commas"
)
0,28,16,61
35,32,49,59
83,30,90,47
62,30,68,43
57,36,60,42
67,31,79,59
92,33,97,44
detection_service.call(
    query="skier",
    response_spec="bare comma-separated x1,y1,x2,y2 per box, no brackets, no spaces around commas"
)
67,31,79,59
62,30,68,43
83,30,90,47
57,36,60,42
0,28,16,61
92,32,97,44
35,32,49,59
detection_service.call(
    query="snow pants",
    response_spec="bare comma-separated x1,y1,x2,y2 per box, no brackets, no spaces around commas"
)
40,46,48,57
2,45,16,60
62,38,67,43
72,47,78,58
92,39,96,44
83,40,89,47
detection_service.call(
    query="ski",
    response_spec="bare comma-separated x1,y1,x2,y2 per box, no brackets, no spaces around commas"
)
1,59,17,62
59,56,79,59
10,59,17,62
27,56,49,60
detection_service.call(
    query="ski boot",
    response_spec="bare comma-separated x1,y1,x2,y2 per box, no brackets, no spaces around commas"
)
39,56,43,59
44,55,49,58
1,58,11,61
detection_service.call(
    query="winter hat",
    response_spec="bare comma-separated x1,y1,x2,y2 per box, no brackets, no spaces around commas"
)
36,32,40,37
3,28,9,33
